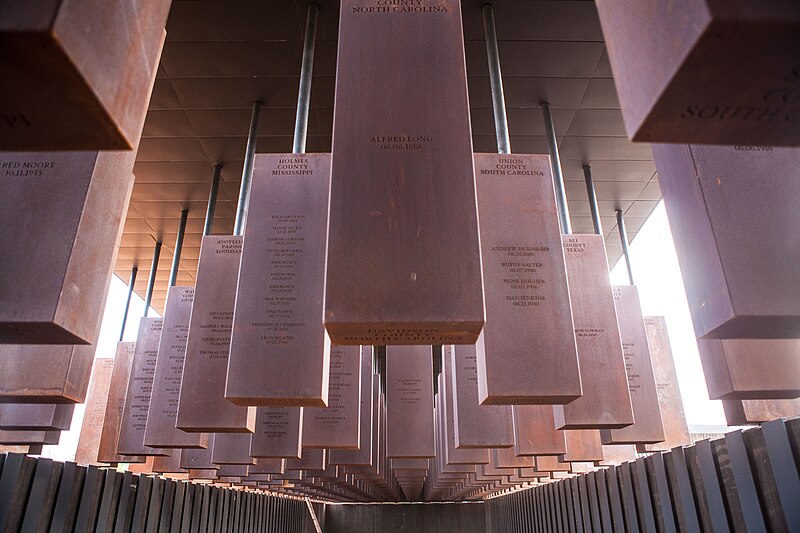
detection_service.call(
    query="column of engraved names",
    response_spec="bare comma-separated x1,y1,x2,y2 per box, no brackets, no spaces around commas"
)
85,364,111,431
613,288,639,396
487,160,552,313
601,285,663,443
564,238,605,341
313,348,348,427
398,377,423,408
463,351,478,387
133,335,159,435
261,179,306,347
163,288,193,422
262,409,290,439
227,152,330,406
86,402,105,430
251,406,302,458
201,240,239,364
493,246,549,309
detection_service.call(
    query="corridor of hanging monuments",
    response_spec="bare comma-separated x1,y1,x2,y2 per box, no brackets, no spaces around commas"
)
1,0,799,531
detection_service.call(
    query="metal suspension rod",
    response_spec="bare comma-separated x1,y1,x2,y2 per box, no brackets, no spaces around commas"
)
168,209,189,287
583,164,602,236
293,3,319,154
542,101,571,234
119,266,138,341
233,101,263,236
616,209,635,285
204,164,222,236
482,3,511,154
143,240,162,317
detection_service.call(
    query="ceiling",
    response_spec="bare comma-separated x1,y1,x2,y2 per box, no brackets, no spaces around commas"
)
116,0,660,312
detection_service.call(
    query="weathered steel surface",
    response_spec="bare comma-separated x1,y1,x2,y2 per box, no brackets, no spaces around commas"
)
152,451,186,474
534,456,570,473
0,403,74,431
116,318,167,456
641,316,691,453
0,1,170,150
0,342,95,404
386,346,435,458
0,430,60,445
0,148,136,344
250,458,285,475
286,448,325,471
554,234,633,429
97,342,143,464
75,358,114,465
302,345,361,449
0,445,42,454
446,345,513,448
188,469,217,480
653,144,800,338
249,407,303,459
177,236,255,433
228,153,331,407
492,447,534,469
145,286,208,449
601,286,665,445
474,153,580,405
600,445,638,466
560,430,605,463
212,434,255,466
393,458,429,471
127,456,154,474
513,405,566,456
180,434,217,470
325,0,484,345
698,339,800,400
9,240,114,400
595,0,800,145
215,463,249,478
722,398,800,426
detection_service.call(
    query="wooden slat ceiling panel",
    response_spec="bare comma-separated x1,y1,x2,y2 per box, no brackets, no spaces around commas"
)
118,0,658,312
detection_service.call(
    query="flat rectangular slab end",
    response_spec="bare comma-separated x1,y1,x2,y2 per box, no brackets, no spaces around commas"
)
554,419,632,431
175,423,254,434
0,323,89,345
225,396,327,409
479,393,582,406
325,321,484,346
